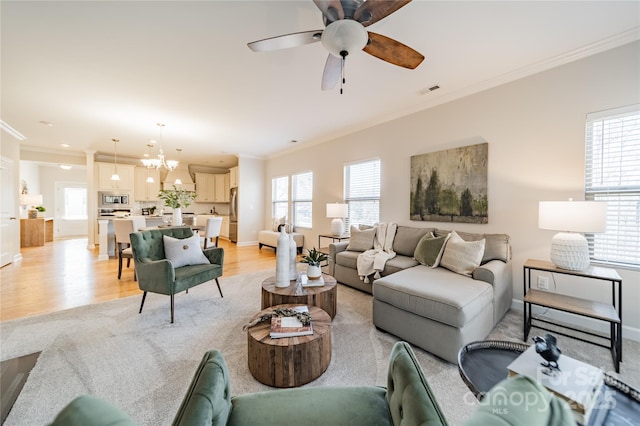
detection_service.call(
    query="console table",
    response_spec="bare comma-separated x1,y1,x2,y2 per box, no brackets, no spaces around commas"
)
20,218,54,247
523,259,622,372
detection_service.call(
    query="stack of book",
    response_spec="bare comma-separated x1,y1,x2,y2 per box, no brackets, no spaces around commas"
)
507,345,604,425
269,306,313,339
299,273,325,287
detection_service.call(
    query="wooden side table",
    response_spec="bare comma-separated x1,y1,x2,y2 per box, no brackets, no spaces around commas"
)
261,273,337,319
247,304,332,388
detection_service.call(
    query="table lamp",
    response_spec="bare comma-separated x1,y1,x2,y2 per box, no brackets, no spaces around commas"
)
538,199,607,271
20,194,43,219
326,203,348,236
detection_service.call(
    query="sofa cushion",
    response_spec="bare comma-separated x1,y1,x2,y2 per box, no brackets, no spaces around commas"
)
163,234,210,268
393,226,433,257
434,229,510,264
383,256,420,275
414,233,449,268
373,265,493,328
228,387,391,426
347,226,376,252
462,376,574,426
440,231,485,277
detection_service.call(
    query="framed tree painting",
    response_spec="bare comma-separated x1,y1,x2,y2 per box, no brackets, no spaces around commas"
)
410,142,488,224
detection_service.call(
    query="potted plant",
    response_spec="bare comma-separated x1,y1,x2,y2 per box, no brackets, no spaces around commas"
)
35,205,46,218
300,247,329,280
158,185,196,226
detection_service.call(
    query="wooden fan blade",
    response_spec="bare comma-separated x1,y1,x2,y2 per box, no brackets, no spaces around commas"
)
313,0,345,23
247,30,323,52
321,53,342,90
354,0,412,27
364,32,424,69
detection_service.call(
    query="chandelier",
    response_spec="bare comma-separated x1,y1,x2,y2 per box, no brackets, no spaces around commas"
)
140,123,178,171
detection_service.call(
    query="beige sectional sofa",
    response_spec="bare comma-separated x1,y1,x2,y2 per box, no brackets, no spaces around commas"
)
328,225,512,363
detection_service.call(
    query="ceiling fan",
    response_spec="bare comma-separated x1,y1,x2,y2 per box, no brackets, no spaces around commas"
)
247,0,425,92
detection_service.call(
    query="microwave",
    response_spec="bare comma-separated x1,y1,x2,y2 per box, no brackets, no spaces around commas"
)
99,192,130,207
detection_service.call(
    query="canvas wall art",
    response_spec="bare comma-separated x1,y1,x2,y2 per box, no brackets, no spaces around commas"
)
410,142,488,224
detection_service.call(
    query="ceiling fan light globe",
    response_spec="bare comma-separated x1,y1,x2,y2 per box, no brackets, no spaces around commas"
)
321,19,368,58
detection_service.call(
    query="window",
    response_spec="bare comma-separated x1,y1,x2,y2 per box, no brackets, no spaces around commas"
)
292,171,313,228
272,176,289,220
585,105,640,268
344,159,381,229
63,187,87,220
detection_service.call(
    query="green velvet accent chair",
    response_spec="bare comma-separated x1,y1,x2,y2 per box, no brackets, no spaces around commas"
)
129,227,224,323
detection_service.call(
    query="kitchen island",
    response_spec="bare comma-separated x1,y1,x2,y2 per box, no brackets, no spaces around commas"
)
97,215,196,259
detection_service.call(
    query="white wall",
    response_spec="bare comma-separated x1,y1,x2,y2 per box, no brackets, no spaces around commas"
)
238,157,265,245
264,42,640,337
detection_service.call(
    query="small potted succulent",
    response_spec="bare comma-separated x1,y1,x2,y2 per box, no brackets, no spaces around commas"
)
35,205,46,218
300,247,329,280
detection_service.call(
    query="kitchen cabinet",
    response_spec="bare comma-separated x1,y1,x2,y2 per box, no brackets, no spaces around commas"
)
223,173,231,202
229,166,238,188
98,163,134,190
214,174,227,202
221,216,230,238
195,172,229,203
134,167,160,201
195,172,216,202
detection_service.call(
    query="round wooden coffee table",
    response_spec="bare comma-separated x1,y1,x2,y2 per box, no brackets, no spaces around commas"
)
247,304,332,388
261,273,337,319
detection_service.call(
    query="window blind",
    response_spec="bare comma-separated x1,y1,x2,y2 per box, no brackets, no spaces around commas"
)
344,159,381,229
292,171,313,228
585,104,640,268
272,176,288,220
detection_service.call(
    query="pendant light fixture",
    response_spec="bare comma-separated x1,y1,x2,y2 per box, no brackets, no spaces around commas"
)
174,148,183,185
110,138,120,181
144,144,155,183
140,123,178,170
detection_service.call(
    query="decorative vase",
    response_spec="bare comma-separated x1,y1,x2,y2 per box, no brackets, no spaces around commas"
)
275,227,289,287
307,264,322,280
289,233,298,281
172,207,183,226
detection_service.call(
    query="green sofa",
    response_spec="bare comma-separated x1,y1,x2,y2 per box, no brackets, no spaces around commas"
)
50,342,573,426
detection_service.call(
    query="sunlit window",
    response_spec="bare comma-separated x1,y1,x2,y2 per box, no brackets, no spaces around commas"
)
64,187,87,219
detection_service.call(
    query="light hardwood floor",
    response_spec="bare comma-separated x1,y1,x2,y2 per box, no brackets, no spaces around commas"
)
0,238,277,322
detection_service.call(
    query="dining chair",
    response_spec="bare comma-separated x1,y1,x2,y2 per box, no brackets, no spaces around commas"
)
202,217,223,249
113,216,146,279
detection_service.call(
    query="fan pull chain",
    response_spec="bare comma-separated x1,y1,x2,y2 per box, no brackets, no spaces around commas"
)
340,50,347,95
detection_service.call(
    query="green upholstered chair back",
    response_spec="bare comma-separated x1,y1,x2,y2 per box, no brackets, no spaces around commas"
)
386,342,449,426
130,227,194,262
172,350,232,426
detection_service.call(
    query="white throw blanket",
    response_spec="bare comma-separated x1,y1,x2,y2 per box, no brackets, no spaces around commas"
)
357,222,397,283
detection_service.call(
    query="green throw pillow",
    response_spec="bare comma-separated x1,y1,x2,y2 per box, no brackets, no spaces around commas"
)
414,233,449,268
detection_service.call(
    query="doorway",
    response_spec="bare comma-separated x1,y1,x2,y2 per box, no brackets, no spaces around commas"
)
54,182,88,238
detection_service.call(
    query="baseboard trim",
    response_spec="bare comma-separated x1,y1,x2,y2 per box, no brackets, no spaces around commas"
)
511,299,640,343
237,241,258,247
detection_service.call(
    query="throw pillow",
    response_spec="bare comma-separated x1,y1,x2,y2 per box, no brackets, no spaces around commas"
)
163,234,210,268
272,216,286,232
440,231,486,277
414,233,450,268
346,225,376,252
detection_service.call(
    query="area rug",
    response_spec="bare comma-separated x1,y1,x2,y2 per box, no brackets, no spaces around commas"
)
1,270,638,425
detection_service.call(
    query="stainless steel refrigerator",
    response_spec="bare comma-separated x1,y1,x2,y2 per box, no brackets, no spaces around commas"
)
230,187,238,242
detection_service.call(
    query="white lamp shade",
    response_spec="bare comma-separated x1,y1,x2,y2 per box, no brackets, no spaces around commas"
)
20,194,43,206
539,201,607,233
326,203,348,218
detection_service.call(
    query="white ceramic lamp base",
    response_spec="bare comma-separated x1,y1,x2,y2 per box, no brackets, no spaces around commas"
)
549,232,590,271
330,218,344,236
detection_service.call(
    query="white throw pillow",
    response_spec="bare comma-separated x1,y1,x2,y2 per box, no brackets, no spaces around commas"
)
272,216,286,232
346,225,376,252
440,231,485,277
163,234,210,268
